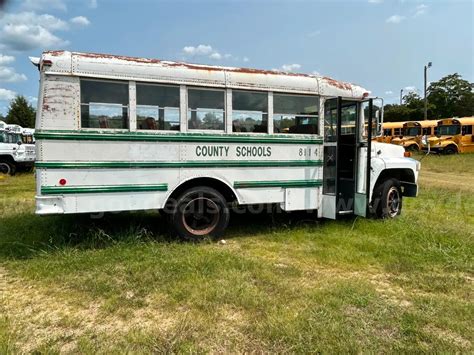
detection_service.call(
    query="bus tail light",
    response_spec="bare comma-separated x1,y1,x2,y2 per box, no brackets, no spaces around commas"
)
59,178,67,186
404,151,412,157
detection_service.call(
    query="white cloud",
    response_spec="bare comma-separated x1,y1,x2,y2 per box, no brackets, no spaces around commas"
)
209,52,222,60
308,30,321,37
385,90,394,95
273,64,302,72
0,88,17,101
281,64,302,72
368,0,383,3
414,4,428,17
404,86,416,92
70,16,91,27
183,44,213,56
0,67,27,83
0,54,15,65
182,44,245,62
21,0,67,11
243,57,249,63
311,70,320,75
0,12,70,51
386,15,406,24
89,0,98,9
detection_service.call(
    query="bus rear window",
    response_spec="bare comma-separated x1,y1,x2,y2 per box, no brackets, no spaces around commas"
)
80,80,129,129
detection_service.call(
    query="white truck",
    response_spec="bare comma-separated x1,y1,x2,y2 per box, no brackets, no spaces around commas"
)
0,120,36,175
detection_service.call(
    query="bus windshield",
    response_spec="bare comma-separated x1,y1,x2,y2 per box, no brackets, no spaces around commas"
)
403,127,420,136
437,125,461,136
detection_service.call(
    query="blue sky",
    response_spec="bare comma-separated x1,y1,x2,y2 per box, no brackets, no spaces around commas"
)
0,0,472,115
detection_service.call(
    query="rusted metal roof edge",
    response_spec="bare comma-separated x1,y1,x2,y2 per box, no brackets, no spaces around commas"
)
43,50,368,98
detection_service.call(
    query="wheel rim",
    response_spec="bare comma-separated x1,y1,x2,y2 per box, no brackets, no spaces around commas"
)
386,187,400,218
0,163,11,175
182,196,220,236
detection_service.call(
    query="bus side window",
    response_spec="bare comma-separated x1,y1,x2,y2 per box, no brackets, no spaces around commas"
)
273,94,319,135
136,83,180,131
394,128,401,135
80,80,129,129
187,88,225,131
384,129,392,136
462,125,472,135
232,90,268,133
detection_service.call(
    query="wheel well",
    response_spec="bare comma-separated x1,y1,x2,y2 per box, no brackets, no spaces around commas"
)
166,177,238,206
445,144,458,152
0,155,15,164
374,169,415,187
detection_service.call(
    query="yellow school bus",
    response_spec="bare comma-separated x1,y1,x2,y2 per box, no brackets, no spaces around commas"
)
380,121,404,143
391,120,438,151
423,117,474,154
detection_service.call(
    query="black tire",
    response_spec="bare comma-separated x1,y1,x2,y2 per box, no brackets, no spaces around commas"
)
443,145,457,155
372,178,402,219
170,186,230,240
406,144,418,152
0,160,14,176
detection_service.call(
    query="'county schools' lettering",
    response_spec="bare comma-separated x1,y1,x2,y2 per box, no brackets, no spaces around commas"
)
195,145,272,157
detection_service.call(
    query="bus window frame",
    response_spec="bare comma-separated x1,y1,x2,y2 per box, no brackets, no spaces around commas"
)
273,92,320,136
79,78,130,132
187,86,226,133
135,82,181,132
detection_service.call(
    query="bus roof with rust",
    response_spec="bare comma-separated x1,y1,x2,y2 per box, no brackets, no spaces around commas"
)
37,50,369,99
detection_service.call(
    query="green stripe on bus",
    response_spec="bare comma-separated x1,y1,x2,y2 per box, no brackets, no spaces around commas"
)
41,184,168,195
234,179,323,189
34,130,323,145
35,160,323,169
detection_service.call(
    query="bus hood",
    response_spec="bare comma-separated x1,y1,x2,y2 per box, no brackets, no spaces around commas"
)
372,142,405,158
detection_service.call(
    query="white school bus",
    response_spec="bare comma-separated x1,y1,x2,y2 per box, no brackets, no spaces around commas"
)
32,51,420,239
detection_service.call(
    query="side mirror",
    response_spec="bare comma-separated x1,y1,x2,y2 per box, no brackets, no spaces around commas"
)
421,135,428,145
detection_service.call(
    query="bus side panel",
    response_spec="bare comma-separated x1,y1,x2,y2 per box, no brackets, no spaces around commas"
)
39,75,80,130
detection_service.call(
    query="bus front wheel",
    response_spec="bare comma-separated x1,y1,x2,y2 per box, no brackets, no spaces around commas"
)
443,145,457,155
171,186,230,240
372,179,402,219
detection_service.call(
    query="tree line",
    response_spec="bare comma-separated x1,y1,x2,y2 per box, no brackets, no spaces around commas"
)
384,73,473,122
1,72,472,128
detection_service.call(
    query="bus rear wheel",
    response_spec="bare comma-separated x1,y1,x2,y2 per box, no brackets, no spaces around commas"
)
171,186,230,240
372,179,402,219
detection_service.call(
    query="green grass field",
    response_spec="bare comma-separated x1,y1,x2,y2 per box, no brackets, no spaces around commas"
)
1,154,473,353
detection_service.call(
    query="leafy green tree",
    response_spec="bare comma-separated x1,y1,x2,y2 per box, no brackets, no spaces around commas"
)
6,96,36,128
383,104,413,122
428,73,473,118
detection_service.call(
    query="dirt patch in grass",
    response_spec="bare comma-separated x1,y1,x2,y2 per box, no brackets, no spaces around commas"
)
1,266,176,352
424,325,471,349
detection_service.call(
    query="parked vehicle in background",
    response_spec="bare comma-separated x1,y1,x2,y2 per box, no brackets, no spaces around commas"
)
423,117,474,154
391,120,438,151
32,50,420,239
0,120,36,175
379,121,405,143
